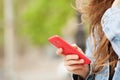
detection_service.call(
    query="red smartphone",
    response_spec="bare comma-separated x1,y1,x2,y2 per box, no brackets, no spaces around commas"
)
48,35,91,64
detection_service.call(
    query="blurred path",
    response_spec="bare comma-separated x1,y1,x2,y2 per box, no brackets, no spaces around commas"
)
14,47,71,80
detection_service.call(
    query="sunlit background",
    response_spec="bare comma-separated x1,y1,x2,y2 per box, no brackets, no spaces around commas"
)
0,0,88,80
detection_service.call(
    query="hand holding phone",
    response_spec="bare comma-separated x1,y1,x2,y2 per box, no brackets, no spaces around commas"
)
48,35,91,64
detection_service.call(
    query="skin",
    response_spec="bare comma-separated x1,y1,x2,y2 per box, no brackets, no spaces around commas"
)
56,44,90,79
56,0,120,79
112,0,120,7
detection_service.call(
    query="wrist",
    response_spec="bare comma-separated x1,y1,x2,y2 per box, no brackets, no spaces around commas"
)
78,75,85,80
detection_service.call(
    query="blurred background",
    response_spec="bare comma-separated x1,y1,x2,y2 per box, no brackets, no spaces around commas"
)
0,0,89,80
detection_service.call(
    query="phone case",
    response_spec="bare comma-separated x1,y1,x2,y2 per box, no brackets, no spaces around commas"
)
48,35,91,64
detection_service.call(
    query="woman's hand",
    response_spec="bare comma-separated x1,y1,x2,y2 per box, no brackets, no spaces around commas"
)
56,44,90,79
112,0,120,7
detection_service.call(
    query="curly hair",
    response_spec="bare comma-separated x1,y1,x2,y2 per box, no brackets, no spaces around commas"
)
76,0,118,74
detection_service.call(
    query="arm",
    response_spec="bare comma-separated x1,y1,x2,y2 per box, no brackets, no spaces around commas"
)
101,6,120,58
72,37,94,80
101,5,120,80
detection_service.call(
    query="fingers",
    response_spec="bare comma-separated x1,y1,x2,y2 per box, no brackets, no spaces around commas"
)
71,44,84,54
71,44,78,49
66,64,84,71
56,48,64,57
55,44,89,77
56,44,84,57
56,48,84,65
65,55,79,61
65,62,88,72
64,59,84,66
56,48,80,59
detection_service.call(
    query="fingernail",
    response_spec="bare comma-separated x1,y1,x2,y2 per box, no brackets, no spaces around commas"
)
73,44,77,46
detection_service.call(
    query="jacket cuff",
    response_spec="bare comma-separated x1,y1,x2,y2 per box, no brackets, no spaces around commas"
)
72,74,85,80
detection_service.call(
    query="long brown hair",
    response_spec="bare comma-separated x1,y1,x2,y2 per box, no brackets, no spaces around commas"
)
76,0,118,74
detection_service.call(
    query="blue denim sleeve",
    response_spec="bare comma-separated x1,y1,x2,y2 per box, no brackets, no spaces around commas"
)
85,36,95,80
85,36,93,58
101,6,120,58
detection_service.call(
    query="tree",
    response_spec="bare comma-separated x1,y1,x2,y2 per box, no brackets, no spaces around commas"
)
3,0,16,79
20,0,75,45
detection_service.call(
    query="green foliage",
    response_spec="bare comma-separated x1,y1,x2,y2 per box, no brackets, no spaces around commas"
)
0,27,3,44
0,0,3,45
0,0,3,19
21,0,75,45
